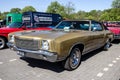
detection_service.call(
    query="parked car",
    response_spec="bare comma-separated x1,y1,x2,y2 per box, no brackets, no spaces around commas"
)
7,20,113,70
0,22,51,49
103,21,120,39
0,12,63,49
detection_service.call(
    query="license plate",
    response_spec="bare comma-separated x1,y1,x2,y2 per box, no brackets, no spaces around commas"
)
17,51,25,57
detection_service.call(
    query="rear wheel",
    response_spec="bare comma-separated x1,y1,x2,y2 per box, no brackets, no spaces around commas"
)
103,39,111,50
0,37,6,49
63,47,82,71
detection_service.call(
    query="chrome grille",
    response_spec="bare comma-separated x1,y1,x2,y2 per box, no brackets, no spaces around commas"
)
15,37,40,51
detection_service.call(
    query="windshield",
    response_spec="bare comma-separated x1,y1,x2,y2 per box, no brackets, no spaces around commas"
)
56,21,90,30
56,21,74,29
7,22,22,28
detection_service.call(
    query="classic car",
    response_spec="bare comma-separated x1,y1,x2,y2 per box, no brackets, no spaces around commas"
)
7,20,113,70
103,21,120,39
0,22,51,49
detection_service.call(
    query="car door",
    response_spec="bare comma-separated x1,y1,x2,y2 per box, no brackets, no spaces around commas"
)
90,21,105,50
78,21,96,53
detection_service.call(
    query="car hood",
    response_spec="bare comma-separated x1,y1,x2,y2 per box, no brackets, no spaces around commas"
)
0,27,21,33
13,29,87,40
107,27,120,34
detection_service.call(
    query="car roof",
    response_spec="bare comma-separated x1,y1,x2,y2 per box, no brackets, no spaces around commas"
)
62,20,101,23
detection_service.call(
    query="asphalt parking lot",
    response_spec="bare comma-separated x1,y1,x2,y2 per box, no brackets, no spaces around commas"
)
0,40,120,80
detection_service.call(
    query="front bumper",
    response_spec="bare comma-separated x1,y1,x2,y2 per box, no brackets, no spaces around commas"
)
7,42,58,62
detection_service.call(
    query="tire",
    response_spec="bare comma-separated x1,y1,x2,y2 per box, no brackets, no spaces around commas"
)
63,47,82,71
0,37,6,49
103,39,111,50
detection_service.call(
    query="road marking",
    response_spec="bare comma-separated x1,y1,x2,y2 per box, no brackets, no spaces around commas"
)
9,59,17,62
0,62,3,64
103,67,109,72
116,58,120,60
91,79,95,80
112,60,117,63
97,72,104,77
0,78,2,80
119,56,120,57
108,64,113,67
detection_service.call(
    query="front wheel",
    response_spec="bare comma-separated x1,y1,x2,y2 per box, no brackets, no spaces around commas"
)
0,37,6,49
63,47,82,71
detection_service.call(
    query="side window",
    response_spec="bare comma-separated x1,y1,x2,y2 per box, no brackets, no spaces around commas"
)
92,22,103,31
78,21,90,31
79,23,89,30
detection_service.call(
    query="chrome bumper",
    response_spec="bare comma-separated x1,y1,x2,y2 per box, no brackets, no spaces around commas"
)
7,42,58,62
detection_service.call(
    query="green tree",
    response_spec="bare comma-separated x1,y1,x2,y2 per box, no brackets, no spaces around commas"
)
100,12,110,21
112,0,120,8
46,1,75,19
10,8,21,13
75,10,86,20
110,8,120,20
0,12,2,20
64,2,75,19
0,12,9,20
100,8,120,21
87,10,102,20
65,2,75,15
21,6,36,13
47,1,62,13
46,1,67,19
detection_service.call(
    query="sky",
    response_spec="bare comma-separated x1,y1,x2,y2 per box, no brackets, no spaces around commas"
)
0,0,113,13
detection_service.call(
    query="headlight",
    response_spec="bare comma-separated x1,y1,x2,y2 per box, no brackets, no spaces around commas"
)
42,40,49,50
9,35,14,42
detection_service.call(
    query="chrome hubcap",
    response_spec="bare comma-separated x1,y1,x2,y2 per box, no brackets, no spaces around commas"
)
70,48,81,68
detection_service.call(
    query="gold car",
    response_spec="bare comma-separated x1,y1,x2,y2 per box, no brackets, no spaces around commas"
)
7,20,113,70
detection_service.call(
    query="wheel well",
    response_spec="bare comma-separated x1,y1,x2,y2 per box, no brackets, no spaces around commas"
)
0,36,8,42
109,38,112,42
75,44,84,53
70,44,84,55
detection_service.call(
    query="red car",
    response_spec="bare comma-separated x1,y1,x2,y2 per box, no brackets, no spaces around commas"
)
0,22,51,49
107,27,120,39
104,21,120,40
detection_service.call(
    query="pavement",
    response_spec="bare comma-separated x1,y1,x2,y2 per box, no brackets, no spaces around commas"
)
0,40,120,80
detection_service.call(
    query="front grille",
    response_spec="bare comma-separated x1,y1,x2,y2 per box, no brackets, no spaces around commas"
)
15,37,40,51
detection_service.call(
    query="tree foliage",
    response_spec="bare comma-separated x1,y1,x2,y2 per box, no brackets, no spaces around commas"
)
99,8,120,21
46,1,63,13
0,1,120,21
46,1,67,19
0,12,9,20
112,0,120,8
10,8,21,13
46,1,75,19
65,2,75,15
21,6,36,13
